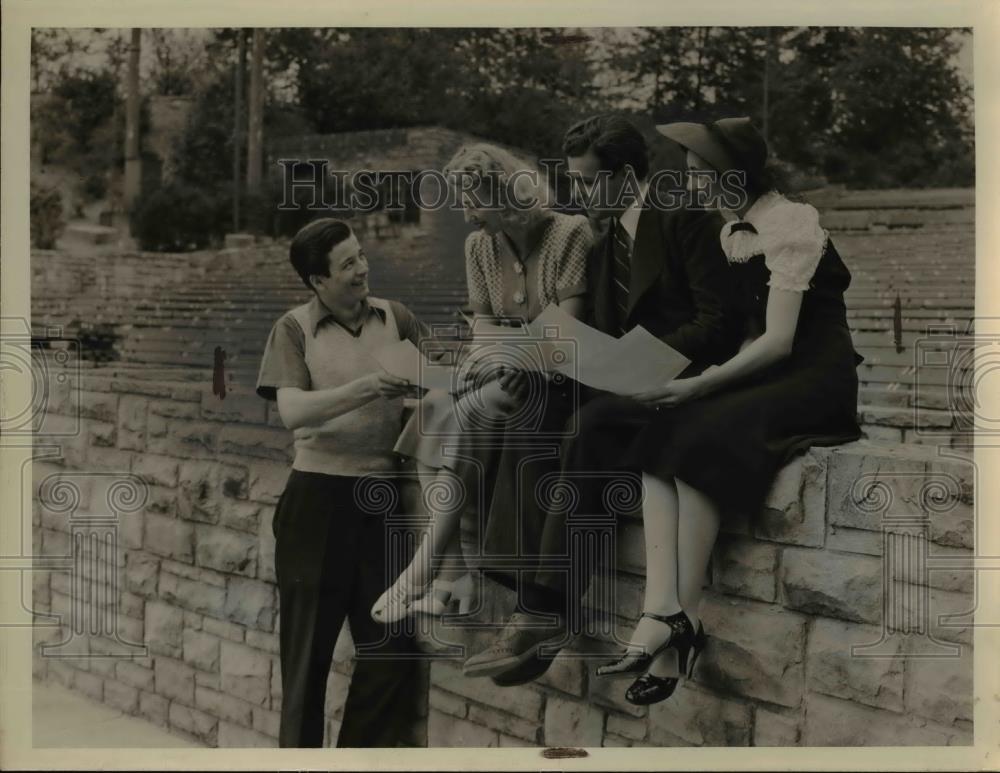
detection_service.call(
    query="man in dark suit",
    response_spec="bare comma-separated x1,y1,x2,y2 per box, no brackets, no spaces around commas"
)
462,114,739,683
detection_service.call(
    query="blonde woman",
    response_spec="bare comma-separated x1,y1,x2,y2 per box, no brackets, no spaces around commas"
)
371,143,594,623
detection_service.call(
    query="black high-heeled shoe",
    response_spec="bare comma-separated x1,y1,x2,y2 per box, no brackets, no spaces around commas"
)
624,623,706,705
595,610,696,678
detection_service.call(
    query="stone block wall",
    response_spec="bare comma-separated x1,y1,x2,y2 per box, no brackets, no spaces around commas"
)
31,367,975,747
265,126,486,181
30,370,428,747
415,443,975,747
416,441,974,746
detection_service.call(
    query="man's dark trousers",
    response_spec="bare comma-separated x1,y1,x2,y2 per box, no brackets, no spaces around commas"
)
273,470,420,747
522,394,655,625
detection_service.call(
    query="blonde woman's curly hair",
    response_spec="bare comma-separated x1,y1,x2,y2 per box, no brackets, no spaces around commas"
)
443,143,552,227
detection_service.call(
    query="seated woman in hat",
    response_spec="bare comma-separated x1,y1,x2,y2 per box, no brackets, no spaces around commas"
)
594,117,862,705
370,143,593,623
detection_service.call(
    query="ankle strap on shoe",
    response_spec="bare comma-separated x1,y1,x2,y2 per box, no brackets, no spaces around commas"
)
641,610,692,629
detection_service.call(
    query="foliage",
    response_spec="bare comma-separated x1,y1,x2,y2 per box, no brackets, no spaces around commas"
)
34,69,121,161
172,73,239,188
30,184,65,249
147,29,203,96
33,24,972,237
31,65,150,205
253,26,972,187
257,28,600,159
609,27,973,188
171,43,316,194
129,182,222,251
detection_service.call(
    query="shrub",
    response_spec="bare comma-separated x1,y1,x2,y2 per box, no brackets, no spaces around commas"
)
210,178,335,239
129,182,222,251
71,320,120,363
30,184,65,249
51,71,121,155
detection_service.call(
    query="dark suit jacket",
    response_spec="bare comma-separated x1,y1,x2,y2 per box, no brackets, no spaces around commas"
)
588,204,738,374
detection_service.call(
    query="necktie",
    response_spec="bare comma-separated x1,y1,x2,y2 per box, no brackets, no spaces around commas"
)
612,218,632,335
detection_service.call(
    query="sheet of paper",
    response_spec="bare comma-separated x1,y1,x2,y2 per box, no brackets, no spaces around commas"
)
463,315,573,373
525,305,690,395
371,339,455,391
454,305,691,396
526,303,618,353
581,325,691,395
525,303,619,374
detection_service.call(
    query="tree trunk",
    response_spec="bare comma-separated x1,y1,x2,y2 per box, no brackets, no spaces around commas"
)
693,28,706,111
233,29,247,233
246,28,265,195
762,28,774,144
124,29,142,212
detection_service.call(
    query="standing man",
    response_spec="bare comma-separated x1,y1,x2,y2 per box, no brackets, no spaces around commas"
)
462,114,740,682
256,218,426,747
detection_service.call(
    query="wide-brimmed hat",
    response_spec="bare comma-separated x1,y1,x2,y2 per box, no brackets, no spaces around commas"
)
655,117,768,181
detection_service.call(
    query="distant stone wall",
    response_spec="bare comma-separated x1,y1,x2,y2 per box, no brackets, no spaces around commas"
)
30,363,975,747
266,126,481,179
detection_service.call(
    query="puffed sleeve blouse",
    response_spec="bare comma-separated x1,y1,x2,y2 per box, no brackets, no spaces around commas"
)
719,191,829,293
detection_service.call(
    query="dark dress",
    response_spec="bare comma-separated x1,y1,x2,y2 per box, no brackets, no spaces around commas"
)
621,212,863,515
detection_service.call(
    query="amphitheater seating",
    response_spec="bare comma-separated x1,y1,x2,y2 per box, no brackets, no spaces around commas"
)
30,188,975,445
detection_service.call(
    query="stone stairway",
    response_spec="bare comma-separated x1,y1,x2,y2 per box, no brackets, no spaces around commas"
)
30,188,975,446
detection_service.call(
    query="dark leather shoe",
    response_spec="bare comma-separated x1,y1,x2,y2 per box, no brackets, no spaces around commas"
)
595,610,696,678
490,653,555,686
625,673,679,705
624,622,707,705
463,612,567,678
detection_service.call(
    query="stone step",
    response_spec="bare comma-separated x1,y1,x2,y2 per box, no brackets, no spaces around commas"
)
855,346,970,370
822,209,974,230
848,279,974,287
37,308,970,330
858,404,955,430
852,330,968,348
805,188,974,209
116,292,972,311
847,312,973,327
857,364,953,388
63,224,120,245
129,294,467,313
858,384,949,410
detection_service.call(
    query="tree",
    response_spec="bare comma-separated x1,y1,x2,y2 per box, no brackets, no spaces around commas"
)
124,29,142,210
147,29,203,95
606,26,972,187
253,27,600,158
771,28,972,186
30,29,99,93
447,28,601,156
246,29,266,194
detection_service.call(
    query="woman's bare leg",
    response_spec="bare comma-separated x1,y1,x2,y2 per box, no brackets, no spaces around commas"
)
393,380,516,591
394,461,470,591
675,477,720,633
623,473,684,655
647,476,720,677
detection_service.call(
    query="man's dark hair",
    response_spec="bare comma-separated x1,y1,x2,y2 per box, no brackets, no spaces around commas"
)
289,218,353,291
562,114,650,180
